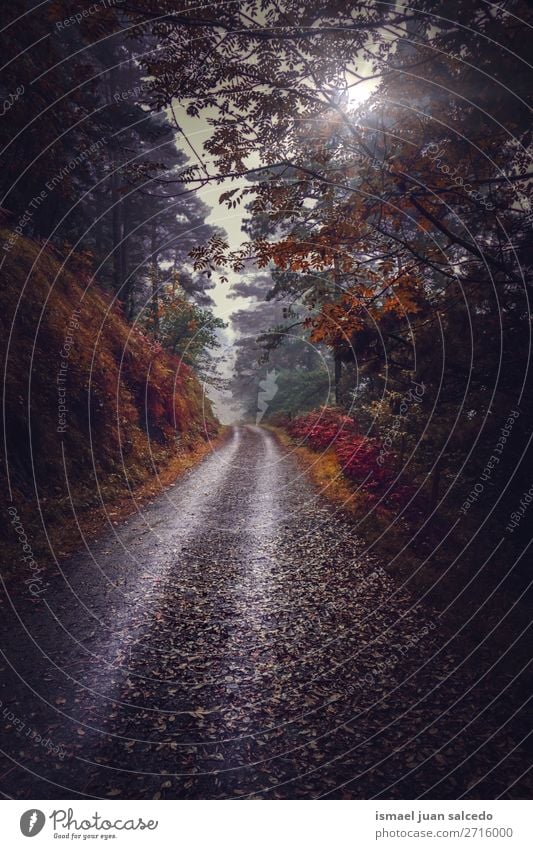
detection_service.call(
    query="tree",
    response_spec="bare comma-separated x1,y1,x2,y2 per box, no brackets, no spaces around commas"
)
154,280,226,383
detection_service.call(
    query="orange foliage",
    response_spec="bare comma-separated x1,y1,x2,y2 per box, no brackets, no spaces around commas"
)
0,228,218,518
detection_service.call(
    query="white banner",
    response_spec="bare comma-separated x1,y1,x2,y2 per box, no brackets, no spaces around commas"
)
1,799,531,848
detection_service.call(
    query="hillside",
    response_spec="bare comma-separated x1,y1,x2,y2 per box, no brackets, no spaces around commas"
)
1,230,219,566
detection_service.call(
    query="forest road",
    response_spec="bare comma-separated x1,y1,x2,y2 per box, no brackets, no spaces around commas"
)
0,426,528,799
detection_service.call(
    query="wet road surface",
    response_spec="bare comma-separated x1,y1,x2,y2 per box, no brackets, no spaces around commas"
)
0,426,529,798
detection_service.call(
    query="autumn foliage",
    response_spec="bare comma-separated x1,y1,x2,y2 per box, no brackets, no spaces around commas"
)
287,408,418,512
0,229,218,551
287,408,386,486
286,408,358,451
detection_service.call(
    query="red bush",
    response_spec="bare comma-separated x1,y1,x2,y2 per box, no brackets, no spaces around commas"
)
287,408,418,513
287,408,357,451
335,434,385,485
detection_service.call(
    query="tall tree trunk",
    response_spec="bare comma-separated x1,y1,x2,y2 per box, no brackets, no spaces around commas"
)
111,166,123,294
333,253,343,406
107,67,123,295
151,222,159,338
429,457,442,514
334,353,342,406
120,196,133,317
93,189,105,262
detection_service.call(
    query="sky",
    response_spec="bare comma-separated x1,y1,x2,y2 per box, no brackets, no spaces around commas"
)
166,105,251,421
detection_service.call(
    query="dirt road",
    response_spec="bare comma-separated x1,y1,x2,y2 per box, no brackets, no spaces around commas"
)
0,426,529,798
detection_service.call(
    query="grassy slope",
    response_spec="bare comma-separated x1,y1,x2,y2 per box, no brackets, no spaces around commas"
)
1,230,220,568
